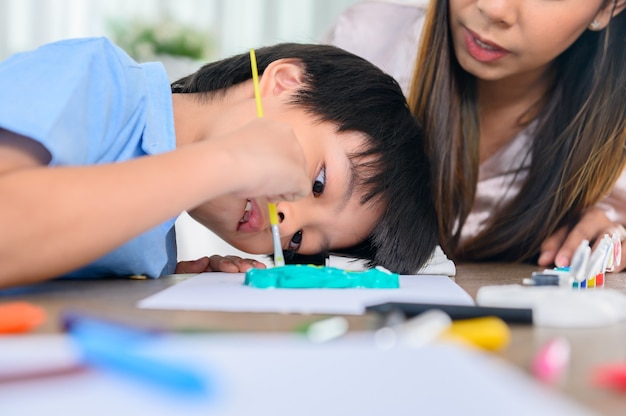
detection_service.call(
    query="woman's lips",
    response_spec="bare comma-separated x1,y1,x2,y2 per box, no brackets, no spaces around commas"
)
237,199,265,233
463,28,510,63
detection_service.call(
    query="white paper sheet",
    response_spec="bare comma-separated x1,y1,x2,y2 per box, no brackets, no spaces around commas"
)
138,273,474,314
0,334,593,416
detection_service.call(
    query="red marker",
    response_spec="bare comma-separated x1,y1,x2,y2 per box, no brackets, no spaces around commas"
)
593,363,626,391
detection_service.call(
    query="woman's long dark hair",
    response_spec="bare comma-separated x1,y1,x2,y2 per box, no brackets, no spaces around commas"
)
409,0,626,262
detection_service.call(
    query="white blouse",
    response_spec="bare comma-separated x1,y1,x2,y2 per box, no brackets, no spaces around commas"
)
323,0,626,241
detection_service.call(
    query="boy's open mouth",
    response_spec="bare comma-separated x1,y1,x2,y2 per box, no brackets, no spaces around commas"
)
239,199,252,224
237,199,263,233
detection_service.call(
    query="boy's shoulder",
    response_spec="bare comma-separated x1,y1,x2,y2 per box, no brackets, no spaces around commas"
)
37,36,117,50
0,37,137,73
34,37,135,65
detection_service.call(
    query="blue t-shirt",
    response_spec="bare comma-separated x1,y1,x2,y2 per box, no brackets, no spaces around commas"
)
0,37,177,278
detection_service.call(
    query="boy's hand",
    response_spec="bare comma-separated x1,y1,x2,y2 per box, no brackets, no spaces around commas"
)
175,255,267,274
218,118,310,202
538,208,626,272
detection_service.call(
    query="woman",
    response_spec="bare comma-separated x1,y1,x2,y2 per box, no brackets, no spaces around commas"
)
325,0,626,270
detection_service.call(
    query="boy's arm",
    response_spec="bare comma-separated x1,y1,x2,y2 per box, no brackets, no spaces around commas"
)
0,119,308,288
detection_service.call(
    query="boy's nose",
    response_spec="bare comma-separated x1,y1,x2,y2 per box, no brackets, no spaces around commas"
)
275,200,326,238
274,202,305,237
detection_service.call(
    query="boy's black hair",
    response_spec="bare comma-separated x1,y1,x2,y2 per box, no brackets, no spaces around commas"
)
172,43,438,274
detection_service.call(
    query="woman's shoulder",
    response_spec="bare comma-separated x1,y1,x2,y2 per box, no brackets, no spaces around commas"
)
337,0,428,15
324,1,427,42
323,1,428,94
335,0,428,16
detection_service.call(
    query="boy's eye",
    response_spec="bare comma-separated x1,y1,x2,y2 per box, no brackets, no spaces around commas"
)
289,230,303,251
312,166,326,197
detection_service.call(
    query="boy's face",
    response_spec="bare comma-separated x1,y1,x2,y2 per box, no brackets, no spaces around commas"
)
188,110,385,256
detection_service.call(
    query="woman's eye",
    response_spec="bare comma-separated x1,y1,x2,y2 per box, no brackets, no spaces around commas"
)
312,166,326,197
289,230,303,251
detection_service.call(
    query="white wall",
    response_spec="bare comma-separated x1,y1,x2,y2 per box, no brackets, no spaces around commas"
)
0,0,361,264
0,0,359,60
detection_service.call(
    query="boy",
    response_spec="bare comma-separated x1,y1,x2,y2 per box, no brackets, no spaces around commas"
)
0,38,438,289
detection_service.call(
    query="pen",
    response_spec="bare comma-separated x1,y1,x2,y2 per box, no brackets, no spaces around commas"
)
532,337,570,383
597,235,614,286
585,240,608,288
612,231,622,268
250,48,285,267
366,301,533,324
65,313,208,395
592,233,618,286
302,316,349,344
443,316,511,351
375,309,510,351
374,309,452,350
570,239,591,283
523,272,572,287
592,363,626,391
394,309,452,348
0,301,46,334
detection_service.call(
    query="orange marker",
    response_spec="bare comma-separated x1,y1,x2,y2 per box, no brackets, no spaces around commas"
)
0,301,46,334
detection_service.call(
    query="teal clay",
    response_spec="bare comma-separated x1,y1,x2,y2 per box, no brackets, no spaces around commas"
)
244,265,399,289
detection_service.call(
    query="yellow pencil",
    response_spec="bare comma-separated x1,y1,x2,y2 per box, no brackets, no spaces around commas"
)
250,49,285,267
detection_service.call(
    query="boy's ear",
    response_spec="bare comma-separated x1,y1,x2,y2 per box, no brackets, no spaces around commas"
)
259,59,306,96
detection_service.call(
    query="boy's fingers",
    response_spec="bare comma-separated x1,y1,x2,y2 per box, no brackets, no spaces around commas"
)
208,255,266,273
207,255,240,272
176,256,267,274
174,257,211,273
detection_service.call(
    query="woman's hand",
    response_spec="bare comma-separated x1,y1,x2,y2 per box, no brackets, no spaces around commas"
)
538,208,626,272
175,255,267,274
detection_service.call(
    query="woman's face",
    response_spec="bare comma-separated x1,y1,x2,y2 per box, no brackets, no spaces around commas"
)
448,0,613,82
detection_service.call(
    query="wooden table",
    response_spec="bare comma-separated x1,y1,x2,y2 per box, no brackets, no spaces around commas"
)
3,263,626,415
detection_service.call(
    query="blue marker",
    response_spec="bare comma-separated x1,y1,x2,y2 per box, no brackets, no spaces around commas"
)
64,313,209,395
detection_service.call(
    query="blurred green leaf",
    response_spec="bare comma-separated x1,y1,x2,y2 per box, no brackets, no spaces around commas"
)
107,18,213,61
